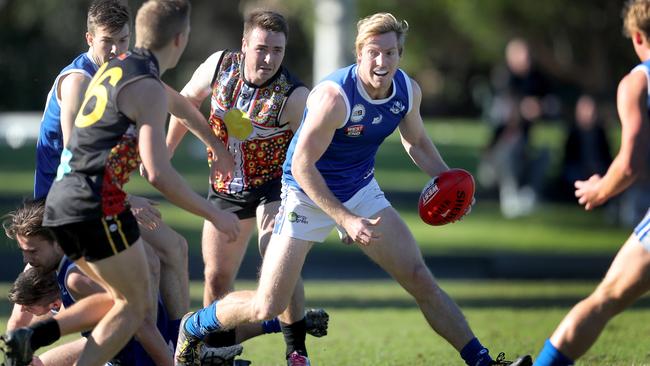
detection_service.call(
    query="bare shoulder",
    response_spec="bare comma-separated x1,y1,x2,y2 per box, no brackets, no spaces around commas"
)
58,72,91,98
308,82,346,109
620,68,648,93
60,72,90,86
118,77,166,121
66,268,103,298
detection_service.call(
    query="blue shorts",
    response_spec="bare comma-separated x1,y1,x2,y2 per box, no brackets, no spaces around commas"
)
634,208,650,251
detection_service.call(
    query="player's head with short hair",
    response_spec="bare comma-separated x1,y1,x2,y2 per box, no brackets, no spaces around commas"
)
3,201,63,272
135,0,191,51
243,10,289,42
355,13,409,57
86,0,131,63
87,0,131,36
8,267,61,316
623,0,650,38
241,10,289,85
3,200,54,243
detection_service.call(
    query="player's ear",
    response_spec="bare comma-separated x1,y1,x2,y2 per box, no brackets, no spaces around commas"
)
85,32,94,48
241,37,248,53
633,30,645,46
173,32,182,47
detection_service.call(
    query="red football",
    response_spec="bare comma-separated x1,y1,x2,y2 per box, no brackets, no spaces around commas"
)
418,169,475,226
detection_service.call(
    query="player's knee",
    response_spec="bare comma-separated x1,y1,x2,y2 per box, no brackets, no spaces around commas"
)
159,233,188,266
115,295,149,321
203,270,234,299
252,299,285,322
591,286,631,316
403,262,435,293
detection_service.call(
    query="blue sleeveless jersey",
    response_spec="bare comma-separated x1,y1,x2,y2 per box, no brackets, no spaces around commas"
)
56,256,78,309
34,52,98,200
56,256,170,365
283,64,412,201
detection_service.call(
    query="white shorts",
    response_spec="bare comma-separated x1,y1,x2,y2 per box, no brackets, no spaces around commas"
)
273,178,391,243
634,208,650,251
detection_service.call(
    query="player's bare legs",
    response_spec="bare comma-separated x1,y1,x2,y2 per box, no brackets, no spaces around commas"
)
256,201,306,326
359,206,474,351
141,222,189,319
215,236,313,328
201,218,255,306
73,239,152,366
37,338,86,366
548,234,650,360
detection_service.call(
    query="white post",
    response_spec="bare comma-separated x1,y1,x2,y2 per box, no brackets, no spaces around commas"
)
313,0,355,83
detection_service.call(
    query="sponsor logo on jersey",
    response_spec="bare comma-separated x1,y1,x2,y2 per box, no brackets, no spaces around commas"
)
390,100,406,114
345,124,364,137
288,211,308,224
371,114,383,124
350,104,365,122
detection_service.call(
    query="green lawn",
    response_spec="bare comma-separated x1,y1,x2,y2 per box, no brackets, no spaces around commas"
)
1,280,649,365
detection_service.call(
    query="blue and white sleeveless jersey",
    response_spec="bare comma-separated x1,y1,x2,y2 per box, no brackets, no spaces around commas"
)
34,52,98,200
283,64,413,201
55,256,78,309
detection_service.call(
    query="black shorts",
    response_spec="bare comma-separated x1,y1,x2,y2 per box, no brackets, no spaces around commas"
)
50,209,140,262
208,179,282,219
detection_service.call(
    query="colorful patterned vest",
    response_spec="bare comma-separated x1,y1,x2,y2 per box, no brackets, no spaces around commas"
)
208,51,303,194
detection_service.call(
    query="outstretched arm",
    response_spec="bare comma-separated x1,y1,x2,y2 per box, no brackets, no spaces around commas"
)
164,84,233,181
165,51,222,154
119,78,239,241
575,69,650,210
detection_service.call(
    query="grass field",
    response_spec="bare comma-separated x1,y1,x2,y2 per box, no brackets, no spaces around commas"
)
1,280,649,365
0,119,642,364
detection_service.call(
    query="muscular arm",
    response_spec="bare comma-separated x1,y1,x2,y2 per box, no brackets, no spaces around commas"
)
280,86,310,132
59,73,91,146
291,85,380,245
165,84,233,181
6,304,35,331
166,52,221,155
119,78,239,240
398,79,448,177
575,70,650,209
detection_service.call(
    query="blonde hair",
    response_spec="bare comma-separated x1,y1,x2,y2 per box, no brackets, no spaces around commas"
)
623,0,650,37
136,0,191,50
355,13,409,56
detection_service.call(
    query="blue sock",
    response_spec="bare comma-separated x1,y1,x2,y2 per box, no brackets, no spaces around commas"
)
184,302,221,339
534,339,574,366
168,318,181,348
262,318,282,334
460,338,492,366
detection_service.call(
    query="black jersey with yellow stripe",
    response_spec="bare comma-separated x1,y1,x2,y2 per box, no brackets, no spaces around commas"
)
44,48,160,226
